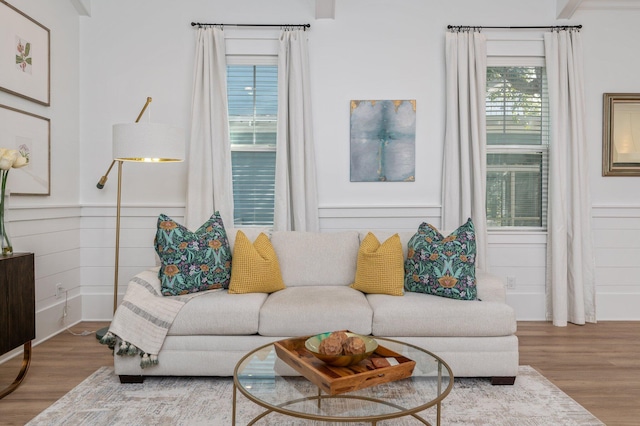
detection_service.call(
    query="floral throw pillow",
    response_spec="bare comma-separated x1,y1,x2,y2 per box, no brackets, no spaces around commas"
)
154,212,232,296
404,218,477,300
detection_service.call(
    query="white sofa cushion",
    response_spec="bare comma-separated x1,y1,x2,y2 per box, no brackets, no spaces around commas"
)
367,292,516,337
258,286,373,336
168,290,268,336
476,270,507,303
270,231,360,287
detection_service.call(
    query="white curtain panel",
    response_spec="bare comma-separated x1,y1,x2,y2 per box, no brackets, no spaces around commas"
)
274,30,320,231
185,27,234,230
442,31,489,271
544,30,596,326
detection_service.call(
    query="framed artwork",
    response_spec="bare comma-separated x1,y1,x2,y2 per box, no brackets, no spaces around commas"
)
603,93,640,176
0,1,50,106
0,104,50,195
350,100,416,182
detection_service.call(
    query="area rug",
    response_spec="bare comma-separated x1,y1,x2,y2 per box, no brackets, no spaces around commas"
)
27,366,603,425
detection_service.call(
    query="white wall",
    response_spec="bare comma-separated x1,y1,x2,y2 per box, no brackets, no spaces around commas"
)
0,0,81,363
76,0,640,321
1,0,81,204
5,0,638,367
577,7,640,319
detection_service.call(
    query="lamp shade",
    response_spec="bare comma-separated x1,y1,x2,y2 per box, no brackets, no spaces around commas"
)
112,122,184,162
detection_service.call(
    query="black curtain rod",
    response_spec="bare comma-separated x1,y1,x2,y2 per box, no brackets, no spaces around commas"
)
191,22,310,29
448,25,582,31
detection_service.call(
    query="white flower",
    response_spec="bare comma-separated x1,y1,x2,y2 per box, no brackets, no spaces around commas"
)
12,155,28,169
0,148,28,170
0,157,12,170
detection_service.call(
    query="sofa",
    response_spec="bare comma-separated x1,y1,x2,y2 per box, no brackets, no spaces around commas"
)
113,228,519,385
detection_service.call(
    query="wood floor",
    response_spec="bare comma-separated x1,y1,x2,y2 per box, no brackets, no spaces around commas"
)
0,321,638,425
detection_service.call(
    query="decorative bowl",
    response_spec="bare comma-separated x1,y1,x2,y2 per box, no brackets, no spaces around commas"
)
305,331,378,367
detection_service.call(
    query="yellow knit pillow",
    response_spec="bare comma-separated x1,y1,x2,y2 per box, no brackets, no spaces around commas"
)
228,231,285,294
350,232,404,296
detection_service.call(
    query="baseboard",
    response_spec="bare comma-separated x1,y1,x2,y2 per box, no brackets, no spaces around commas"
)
506,292,546,320
506,291,640,321
81,293,116,321
0,297,82,365
596,293,640,320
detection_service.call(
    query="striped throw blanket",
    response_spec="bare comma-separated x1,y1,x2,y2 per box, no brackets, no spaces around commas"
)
100,268,218,369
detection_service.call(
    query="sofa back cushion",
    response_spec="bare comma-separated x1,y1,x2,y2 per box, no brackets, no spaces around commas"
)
270,231,360,286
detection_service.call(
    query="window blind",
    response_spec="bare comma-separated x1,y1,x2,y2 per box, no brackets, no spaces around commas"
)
228,65,277,146
227,65,278,226
486,66,549,228
231,150,276,226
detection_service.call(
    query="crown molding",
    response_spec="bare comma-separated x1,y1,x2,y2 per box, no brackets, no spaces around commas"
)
557,0,584,19
557,0,640,19
579,0,640,10
69,0,91,17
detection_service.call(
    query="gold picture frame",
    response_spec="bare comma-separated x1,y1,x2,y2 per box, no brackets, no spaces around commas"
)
0,1,50,106
603,93,640,176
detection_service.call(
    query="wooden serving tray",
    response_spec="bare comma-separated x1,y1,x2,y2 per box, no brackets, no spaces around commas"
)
274,335,416,395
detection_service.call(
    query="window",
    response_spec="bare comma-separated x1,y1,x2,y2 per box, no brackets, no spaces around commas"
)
227,63,277,226
486,66,549,229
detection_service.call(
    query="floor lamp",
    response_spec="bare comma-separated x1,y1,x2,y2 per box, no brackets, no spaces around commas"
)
96,97,184,340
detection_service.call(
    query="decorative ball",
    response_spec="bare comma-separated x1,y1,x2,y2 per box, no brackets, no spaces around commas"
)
318,336,343,356
329,331,349,346
343,336,366,355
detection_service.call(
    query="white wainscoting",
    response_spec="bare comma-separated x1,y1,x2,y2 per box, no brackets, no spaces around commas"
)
320,205,547,320
3,202,637,366
319,205,442,232
78,203,640,323
80,204,445,320
0,205,83,365
592,206,640,320
321,204,640,321
487,231,547,320
80,205,185,321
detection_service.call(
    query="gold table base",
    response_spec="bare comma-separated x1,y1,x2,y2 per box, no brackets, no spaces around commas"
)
233,339,450,425
0,341,32,399
233,377,442,425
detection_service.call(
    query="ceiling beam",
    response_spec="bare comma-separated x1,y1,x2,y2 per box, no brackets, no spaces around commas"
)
315,0,335,20
557,0,584,19
69,0,91,17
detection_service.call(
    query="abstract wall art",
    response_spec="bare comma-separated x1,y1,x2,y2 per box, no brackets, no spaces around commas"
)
350,100,416,182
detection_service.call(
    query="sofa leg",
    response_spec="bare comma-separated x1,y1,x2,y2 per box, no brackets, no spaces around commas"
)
119,375,144,384
491,376,516,385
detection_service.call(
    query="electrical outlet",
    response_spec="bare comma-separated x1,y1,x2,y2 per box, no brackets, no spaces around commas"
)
506,276,516,289
55,283,65,299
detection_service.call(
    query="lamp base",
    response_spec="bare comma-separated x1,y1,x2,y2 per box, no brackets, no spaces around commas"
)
96,325,110,341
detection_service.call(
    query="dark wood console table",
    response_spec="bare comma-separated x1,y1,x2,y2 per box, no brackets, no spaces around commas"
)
0,253,35,399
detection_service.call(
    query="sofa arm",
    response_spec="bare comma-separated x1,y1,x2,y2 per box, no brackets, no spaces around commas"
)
476,270,507,303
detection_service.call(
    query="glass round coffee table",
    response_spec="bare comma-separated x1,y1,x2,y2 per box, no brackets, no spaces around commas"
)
233,337,453,425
